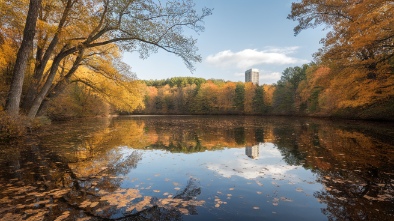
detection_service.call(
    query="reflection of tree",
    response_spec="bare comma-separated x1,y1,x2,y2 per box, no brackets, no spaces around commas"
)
314,164,394,221
234,127,245,145
2,116,393,220
271,119,394,221
122,178,203,221
0,142,205,220
254,128,264,143
273,124,307,166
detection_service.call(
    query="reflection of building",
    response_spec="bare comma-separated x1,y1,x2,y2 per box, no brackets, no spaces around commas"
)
245,69,259,85
245,145,259,159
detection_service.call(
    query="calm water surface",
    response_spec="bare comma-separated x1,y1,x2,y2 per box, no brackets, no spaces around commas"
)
0,116,393,221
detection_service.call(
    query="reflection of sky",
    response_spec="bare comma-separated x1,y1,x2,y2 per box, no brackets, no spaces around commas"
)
118,143,325,221
206,143,301,180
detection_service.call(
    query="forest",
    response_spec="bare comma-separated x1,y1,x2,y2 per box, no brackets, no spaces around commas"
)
0,0,393,140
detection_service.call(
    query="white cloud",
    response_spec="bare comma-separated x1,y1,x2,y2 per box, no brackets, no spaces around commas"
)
205,48,308,70
263,46,300,54
260,72,282,84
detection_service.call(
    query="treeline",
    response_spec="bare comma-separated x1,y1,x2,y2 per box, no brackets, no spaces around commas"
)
0,0,393,123
137,55,394,120
137,78,269,115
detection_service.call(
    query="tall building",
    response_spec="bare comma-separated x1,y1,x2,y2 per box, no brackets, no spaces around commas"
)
245,69,259,85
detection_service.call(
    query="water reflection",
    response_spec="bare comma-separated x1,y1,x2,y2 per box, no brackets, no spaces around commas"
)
0,116,393,220
245,145,260,159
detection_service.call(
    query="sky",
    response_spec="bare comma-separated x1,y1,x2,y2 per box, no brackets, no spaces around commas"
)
123,0,327,85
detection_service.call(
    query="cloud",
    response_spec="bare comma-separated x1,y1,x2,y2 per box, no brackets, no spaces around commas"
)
263,46,300,54
259,72,282,84
205,48,308,70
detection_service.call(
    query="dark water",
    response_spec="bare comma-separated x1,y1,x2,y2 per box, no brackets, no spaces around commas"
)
0,116,393,221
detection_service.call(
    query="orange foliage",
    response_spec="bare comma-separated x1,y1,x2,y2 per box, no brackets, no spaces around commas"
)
263,85,275,106
244,82,256,114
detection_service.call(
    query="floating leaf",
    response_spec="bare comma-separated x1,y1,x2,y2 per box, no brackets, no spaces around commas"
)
272,198,279,206
54,211,70,221
280,197,293,202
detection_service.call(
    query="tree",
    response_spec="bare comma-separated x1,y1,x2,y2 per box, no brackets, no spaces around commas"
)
288,0,394,74
4,0,212,118
272,65,307,114
5,0,42,116
234,83,245,114
216,82,236,113
244,82,255,114
252,85,266,114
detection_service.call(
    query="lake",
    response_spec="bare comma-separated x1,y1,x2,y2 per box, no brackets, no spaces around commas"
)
0,115,393,221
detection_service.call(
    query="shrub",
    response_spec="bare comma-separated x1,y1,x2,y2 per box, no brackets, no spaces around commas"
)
0,111,27,142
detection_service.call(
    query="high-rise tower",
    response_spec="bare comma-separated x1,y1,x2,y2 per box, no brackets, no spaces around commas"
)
245,69,259,85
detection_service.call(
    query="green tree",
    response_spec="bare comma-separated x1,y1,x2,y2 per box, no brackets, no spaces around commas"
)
234,83,245,114
272,65,308,114
252,86,266,114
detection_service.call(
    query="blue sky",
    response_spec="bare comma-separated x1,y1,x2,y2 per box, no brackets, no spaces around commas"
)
123,0,326,84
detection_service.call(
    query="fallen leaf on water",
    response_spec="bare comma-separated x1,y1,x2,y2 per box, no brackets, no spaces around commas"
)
126,196,153,212
280,197,293,202
54,211,70,221
90,202,99,207
178,208,189,215
80,200,92,208
272,198,279,206
256,181,264,186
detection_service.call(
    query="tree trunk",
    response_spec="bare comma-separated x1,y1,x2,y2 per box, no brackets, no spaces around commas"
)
37,79,69,116
28,48,84,118
27,55,63,118
5,0,42,116
22,0,74,112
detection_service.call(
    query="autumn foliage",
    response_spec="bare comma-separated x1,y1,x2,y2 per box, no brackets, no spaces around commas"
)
139,78,267,115
0,0,393,121
282,0,394,120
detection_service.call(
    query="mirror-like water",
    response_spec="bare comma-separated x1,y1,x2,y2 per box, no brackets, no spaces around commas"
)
0,116,393,221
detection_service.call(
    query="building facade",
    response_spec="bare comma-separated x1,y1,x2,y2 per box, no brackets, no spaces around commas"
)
245,69,259,85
